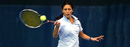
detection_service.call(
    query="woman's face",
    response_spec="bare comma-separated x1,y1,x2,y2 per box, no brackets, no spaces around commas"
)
62,4,73,18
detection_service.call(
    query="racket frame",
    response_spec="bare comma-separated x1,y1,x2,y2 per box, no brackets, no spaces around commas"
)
19,9,42,28
19,9,55,28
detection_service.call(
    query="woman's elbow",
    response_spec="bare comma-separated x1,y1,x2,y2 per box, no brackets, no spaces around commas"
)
53,34,58,38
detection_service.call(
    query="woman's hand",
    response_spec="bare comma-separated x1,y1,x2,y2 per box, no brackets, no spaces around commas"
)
91,35,104,42
54,21,60,27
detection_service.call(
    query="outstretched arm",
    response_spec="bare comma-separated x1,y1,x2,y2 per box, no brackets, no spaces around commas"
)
79,31,104,42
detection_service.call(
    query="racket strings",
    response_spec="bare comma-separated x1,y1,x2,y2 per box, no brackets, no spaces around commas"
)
20,9,55,28
21,11,41,27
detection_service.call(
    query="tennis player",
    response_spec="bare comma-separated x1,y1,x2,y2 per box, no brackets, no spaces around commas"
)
53,0,104,47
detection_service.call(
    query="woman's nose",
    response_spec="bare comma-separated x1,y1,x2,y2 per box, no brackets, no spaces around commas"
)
66,10,70,12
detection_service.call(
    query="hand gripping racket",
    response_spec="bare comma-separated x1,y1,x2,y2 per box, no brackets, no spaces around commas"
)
19,9,55,28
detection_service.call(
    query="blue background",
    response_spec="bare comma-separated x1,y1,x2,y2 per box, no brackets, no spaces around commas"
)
0,0,130,47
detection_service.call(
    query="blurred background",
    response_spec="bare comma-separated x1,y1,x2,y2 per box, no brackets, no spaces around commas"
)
0,0,130,47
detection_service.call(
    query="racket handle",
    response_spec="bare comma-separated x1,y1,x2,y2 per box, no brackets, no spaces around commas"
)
47,20,55,23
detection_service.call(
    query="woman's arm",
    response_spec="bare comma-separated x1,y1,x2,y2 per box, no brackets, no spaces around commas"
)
79,31,91,40
79,31,104,42
53,26,59,38
53,21,60,38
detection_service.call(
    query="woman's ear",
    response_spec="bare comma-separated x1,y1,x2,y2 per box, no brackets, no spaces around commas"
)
72,9,74,12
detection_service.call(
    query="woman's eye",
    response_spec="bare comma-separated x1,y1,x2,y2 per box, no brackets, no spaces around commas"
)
68,9,71,11
64,9,67,11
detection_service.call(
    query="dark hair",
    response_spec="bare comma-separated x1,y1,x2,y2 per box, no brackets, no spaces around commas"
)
54,0,74,20
62,0,74,10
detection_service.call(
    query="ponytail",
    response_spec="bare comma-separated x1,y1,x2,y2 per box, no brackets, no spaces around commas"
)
54,14,63,20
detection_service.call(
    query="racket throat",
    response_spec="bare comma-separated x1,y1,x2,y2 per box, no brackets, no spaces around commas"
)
47,20,55,23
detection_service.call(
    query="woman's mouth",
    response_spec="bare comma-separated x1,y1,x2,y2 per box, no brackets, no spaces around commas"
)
66,14,69,16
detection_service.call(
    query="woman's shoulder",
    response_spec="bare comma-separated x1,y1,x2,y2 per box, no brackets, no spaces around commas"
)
57,17,64,21
76,20,81,24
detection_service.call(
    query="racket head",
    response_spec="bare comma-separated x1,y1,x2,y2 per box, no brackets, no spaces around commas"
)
19,9,42,28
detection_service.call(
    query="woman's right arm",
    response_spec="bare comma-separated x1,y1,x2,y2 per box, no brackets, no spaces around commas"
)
53,21,60,38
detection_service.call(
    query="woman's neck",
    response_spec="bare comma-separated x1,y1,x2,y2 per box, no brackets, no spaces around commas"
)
68,17,74,24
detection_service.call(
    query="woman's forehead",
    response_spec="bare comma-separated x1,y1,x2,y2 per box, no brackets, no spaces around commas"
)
63,5,72,8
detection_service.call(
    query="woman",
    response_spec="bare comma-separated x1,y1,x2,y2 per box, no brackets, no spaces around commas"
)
53,0,104,47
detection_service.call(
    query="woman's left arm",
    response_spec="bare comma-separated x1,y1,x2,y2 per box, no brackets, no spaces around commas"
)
79,31,104,42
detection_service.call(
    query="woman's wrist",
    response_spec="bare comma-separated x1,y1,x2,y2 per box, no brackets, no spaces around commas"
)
89,37,94,41
89,37,91,41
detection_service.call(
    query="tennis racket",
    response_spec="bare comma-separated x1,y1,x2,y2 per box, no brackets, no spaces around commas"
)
19,9,55,28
